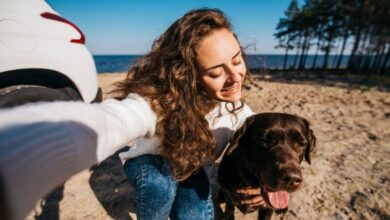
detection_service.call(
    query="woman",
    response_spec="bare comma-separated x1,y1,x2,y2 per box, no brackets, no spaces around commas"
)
0,8,265,220
113,8,259,219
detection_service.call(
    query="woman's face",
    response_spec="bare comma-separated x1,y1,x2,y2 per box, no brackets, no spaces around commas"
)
196,28,246,103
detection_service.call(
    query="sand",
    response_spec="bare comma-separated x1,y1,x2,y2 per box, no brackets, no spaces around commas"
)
27,72,390,220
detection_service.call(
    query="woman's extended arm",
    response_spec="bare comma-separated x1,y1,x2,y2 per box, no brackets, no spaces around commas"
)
0,93,156,220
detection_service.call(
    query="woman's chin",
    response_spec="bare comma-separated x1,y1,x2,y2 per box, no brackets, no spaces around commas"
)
218,92,242,103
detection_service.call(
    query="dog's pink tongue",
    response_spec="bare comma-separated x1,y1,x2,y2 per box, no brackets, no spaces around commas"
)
267,191,289,209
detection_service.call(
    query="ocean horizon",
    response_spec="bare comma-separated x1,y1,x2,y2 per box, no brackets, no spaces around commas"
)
93,54,350,73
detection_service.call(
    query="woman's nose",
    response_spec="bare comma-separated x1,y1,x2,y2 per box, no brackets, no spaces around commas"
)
225,66,242,82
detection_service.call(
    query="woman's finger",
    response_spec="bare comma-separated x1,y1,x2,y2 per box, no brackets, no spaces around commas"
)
237,187,261,195
249,202,268,209
240,195,265,204
245,197,270,209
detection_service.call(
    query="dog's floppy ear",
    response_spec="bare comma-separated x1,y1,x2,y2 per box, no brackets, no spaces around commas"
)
303,119,316,164
226,115,257,155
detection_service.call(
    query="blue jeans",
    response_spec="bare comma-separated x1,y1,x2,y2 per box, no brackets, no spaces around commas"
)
124,155,214,220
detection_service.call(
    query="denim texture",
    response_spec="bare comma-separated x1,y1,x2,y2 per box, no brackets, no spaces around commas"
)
124,154,214,220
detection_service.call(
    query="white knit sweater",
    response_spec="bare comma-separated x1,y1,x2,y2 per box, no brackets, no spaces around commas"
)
0,93,253,220
119,100,254,164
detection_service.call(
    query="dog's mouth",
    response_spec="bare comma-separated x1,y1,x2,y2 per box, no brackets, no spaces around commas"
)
261,186,289,209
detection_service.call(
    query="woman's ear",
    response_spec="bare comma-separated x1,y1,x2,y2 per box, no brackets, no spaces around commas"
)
226,114,257,155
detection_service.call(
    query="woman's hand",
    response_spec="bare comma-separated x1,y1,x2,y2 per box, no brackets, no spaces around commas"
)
237,187,268,208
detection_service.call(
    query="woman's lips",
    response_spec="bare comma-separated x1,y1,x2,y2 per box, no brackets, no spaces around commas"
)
221,83,239,95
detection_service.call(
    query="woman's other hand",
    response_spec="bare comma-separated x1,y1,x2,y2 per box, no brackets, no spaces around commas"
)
237,187,268,209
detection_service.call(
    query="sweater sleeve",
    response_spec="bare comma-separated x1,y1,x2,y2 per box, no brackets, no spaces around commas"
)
0,93,156,220
0,93,156,162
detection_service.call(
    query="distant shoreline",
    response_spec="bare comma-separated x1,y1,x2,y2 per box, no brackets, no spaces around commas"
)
94,55,352,73
97,69,390,93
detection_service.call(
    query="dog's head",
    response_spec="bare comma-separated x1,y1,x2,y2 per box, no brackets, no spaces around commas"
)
226,113,316,210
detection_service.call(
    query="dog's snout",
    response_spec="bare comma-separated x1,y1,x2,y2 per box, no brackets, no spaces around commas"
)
280,168,302,190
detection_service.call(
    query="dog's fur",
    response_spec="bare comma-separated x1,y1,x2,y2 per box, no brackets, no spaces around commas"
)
217,113,316,220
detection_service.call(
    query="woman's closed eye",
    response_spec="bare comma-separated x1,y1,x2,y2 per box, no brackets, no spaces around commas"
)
208,74,221,79
206,69,223,78
232,56,242,66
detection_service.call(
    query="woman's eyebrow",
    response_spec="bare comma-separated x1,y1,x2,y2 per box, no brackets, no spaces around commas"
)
204,50,242,71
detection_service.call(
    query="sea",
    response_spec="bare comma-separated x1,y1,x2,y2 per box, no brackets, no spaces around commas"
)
93,55,350,73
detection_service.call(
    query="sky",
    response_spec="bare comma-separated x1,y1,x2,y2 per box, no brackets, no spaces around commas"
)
47,0,303,55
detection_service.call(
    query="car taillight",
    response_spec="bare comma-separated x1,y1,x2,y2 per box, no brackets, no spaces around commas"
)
40,12,85,44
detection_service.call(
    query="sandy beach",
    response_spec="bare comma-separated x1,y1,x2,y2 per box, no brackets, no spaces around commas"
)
28,72,390,220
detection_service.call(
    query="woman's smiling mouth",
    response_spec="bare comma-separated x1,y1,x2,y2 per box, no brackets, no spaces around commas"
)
221,83,240,94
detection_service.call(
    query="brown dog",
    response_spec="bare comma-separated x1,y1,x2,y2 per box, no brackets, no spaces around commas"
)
217,113,316,220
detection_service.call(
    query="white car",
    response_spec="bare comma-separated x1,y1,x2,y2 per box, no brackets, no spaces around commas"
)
0,0,101,107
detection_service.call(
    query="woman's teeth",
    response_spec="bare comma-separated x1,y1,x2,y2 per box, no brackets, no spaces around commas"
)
223,84,238,91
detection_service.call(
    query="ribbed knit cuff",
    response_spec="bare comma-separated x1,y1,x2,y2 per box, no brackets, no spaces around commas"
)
0,121,98,220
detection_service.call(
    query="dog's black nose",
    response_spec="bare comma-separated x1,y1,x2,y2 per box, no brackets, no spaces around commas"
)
280,168,302,189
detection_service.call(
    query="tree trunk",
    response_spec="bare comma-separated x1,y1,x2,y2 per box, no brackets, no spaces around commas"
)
372,45,385,74
347,29,362,71
380,44,390,74
356,29,370,72
332,42,341,69
311,24,324,70
299,32,309,69
336,32,349,70
292,37,302,69
302,37,312,70
322,31,335,69
312,40,321,69
283,48,289,70
361,50,372,74
293,48,300,69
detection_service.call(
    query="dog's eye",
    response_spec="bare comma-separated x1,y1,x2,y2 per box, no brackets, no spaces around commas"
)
262,132,277,146
255,138,272,149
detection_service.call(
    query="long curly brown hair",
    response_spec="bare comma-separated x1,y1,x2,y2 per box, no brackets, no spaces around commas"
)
113,8,247,180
